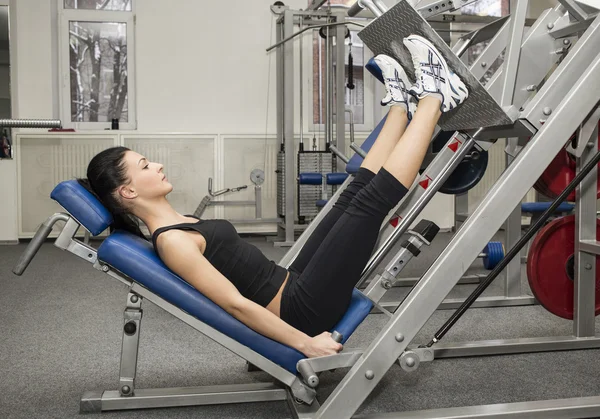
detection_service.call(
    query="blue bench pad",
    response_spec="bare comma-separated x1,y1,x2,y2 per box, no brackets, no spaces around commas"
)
521,202,575,213
97,231,373,374
51,181,112,236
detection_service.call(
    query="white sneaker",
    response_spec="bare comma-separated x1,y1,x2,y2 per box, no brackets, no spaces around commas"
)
403,35,468,113
374,54,418,119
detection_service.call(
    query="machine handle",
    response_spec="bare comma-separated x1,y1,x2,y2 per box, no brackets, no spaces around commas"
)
12,213,69,276
348,1,364,17
331,331,343,343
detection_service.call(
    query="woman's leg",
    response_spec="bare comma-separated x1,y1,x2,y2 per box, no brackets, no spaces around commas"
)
288,57,416,275
281,35,469,336
288,108,409,274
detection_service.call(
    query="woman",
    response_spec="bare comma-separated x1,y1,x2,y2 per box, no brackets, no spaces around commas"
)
79,35,468,359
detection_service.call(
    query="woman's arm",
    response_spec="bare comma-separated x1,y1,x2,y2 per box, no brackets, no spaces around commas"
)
156,230,342,357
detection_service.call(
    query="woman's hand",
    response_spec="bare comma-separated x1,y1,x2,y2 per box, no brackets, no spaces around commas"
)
300,332,343,358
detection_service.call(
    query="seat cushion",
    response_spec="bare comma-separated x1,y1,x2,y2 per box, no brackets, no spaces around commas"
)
98,231,374,374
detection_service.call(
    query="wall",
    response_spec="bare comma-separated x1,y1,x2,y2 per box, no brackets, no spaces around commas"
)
4,0,564,241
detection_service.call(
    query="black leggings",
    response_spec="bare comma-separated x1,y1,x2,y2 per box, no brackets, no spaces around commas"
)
280,167,408,336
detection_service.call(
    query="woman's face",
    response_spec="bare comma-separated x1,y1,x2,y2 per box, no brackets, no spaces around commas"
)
121,150,173,200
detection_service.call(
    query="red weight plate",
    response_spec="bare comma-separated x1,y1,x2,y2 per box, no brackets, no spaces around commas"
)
533,178,553,199
539,127,600,201
527,215,600,319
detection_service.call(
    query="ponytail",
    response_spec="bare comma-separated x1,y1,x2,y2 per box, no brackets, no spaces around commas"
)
76,146,147,239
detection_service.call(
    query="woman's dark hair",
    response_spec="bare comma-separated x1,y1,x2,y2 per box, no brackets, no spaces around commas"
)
77,146,145,238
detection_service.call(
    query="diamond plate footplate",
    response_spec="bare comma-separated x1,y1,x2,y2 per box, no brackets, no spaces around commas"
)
359,0,512,131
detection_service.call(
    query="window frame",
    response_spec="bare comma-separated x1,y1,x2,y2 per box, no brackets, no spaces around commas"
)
58,2,136,130
305,21,375,135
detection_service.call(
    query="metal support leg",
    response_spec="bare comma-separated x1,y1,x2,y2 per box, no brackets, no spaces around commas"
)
119,292,143,397
574,110,600,337
504,138,523,299
454,192,469,229
335,12,346,170
282,10,296,246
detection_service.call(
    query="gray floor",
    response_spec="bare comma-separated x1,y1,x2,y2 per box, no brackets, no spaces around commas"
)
1,231,600,419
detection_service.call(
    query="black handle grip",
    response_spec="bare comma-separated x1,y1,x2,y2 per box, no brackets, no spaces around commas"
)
348,1,363,17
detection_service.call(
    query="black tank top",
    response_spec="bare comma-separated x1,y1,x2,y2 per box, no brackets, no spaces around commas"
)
151,217,288,307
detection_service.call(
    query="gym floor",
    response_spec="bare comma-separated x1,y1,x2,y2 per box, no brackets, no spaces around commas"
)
1,231,600,419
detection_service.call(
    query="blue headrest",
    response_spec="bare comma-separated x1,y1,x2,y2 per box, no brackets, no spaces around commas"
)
298,173,323,185
366,56,384,84
326,173,349,185
50,180,113,236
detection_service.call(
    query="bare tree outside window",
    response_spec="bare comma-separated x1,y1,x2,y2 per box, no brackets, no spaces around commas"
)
64,0,132,11
462,0,509,17
69,21,128,123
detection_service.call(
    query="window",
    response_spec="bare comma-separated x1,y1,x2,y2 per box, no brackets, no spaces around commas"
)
309,0,373,132
59,1,135,129
64,0,132,12
461,0,509,17
313,30,366,126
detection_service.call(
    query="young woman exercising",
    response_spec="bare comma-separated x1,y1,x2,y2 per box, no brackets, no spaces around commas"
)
79,35,468,359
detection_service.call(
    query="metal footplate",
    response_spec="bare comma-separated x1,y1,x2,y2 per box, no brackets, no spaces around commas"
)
358,0,512,131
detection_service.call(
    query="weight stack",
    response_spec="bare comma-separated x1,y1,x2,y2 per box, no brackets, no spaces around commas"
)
276,151,286,217
298,151,334,223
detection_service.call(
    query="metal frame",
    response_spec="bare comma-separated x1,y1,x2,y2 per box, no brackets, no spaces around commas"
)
12,2,600,418
274,9,349,247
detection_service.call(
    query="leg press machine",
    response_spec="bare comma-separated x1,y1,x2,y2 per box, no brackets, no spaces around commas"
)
13,0,600,417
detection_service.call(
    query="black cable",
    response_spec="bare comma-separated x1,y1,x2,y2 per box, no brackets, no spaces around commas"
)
427,146,600,348
347,50,355,90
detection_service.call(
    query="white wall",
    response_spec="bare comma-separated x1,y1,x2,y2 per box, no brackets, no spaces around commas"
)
7,0,563,241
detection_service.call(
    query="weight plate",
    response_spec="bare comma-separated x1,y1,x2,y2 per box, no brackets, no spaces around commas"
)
430,131,489,195
439,149,488,195
526,215,600,319
537,127,600,201
483,241,504,270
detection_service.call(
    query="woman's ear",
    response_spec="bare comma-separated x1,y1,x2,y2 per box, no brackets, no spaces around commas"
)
117,184,137,200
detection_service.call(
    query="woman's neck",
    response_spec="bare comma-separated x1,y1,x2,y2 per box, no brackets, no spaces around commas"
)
133,197,195,233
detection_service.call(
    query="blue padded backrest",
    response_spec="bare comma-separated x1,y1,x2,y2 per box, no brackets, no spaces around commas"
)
298,173,323,185
51,180,113,236
326,173,349,185
98,231,374,374
346,115,388,175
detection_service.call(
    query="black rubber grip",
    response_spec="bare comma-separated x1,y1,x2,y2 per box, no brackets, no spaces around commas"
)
348,1,363,17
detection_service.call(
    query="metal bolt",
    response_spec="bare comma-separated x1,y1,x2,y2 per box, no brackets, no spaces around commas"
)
102,265,109,272
121,385,131,394
547,22,555,30
405,357,416,368
563,39,571,45
526,85,536,92
585,263,593,270
543,107,552,116
365,370,374,380
481,62,487,68
382,280,392,289
130,295,139,303
588,142,595,148
395,333,405,342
